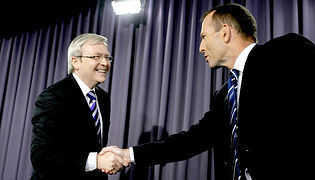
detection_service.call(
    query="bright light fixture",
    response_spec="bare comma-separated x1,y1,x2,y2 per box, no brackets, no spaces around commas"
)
111,0,142,15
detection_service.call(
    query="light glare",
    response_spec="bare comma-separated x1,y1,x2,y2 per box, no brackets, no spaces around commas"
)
111,0,142,15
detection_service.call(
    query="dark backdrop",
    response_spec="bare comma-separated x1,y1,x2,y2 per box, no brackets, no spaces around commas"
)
0,0,314,179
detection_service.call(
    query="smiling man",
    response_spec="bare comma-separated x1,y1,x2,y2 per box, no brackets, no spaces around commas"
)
31,33,128,180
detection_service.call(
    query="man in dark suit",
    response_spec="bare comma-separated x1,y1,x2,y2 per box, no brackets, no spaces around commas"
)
30,33,128,180
101,3,315,180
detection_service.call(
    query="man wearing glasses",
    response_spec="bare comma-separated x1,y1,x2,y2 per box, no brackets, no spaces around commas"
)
30,33,128,180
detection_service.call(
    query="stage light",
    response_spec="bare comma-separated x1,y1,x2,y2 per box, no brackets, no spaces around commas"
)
111,0,142,15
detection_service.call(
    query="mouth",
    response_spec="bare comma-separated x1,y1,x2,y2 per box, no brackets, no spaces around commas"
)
204,55,209,62
96,69,107,73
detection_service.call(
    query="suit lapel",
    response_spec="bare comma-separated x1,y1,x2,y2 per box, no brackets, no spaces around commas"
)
67,75,110,148
68,75,94,120
238,45,264,121
67,75,101,146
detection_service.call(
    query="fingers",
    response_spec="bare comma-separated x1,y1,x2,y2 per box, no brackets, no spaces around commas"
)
104,146,124,156
99,145,118,156
115,152,129,167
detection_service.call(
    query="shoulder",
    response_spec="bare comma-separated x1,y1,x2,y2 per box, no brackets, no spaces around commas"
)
263,33,314,50
248,33,314,64
36,75,75,104
273,33,313,43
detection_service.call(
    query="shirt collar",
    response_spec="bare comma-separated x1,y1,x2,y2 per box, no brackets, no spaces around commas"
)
233,43,256,72
72,73,96,97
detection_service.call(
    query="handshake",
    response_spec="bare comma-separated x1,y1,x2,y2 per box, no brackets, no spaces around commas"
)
97,146,131,175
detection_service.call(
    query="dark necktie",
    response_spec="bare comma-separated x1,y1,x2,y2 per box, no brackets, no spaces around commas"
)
87,90,102,146
227,69,241,180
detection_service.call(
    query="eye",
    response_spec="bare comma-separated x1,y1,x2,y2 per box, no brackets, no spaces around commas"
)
94,56,101,59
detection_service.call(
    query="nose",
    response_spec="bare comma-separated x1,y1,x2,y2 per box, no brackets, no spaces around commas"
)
100,57,111,69
199,40,205,54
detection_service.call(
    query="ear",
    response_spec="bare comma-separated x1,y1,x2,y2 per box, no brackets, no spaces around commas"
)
220,24,231,43
72,57,81,71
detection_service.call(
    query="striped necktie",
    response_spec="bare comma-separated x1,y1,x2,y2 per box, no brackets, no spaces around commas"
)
87,90,102,146
227,69,241,180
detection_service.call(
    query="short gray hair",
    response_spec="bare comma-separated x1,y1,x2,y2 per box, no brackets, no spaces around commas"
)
67,33,108,74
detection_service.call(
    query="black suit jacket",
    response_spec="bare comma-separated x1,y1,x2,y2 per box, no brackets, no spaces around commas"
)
30,74,110,180
133,33,315,179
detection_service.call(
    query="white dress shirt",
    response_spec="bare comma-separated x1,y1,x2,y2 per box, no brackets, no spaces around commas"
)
72,73,104,171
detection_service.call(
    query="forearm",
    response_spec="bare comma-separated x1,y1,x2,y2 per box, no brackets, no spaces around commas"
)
132,111,218,165
132,132,208,165
31,138,88,174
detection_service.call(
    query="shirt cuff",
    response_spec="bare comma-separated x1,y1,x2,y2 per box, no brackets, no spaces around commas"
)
85,152,97,171
129,147,135,163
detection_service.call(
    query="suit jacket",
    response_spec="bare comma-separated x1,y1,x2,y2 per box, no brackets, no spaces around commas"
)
133,33,315,179
30,74,111,180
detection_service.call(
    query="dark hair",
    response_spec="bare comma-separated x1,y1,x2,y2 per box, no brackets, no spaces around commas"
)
201,3,257,43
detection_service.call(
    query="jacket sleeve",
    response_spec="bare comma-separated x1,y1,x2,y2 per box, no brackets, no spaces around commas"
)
133,85,228,166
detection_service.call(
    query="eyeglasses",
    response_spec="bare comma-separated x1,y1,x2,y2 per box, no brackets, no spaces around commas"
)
77,55,113,63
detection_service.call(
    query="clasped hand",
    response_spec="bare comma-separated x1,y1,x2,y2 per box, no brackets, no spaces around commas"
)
97,146,131,175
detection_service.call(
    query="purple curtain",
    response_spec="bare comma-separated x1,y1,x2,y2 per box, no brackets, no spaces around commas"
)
0,0,314,180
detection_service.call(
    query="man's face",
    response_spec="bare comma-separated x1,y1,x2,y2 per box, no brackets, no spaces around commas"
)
73,42,111,88
199,12,225,69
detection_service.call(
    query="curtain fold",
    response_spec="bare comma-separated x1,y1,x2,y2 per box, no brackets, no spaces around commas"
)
0,0,314,179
